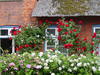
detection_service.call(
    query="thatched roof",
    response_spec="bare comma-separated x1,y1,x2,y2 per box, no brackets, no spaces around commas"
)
32,0,100,16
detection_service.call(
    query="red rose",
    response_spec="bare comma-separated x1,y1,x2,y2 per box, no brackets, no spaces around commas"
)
9,37,12,40
33,44,36,47
76,33,79,37
82,47,86,51
65,20,68,23
64,32,68,35
64,43,73,48
78,20,83,24
19,45,23,49
45,20,49,23
73,29,77,32
57,25,60,28
59,22,65,25
19,25,22,28
57,28,62,32
83,38,87,41
49,21,53,24
13,31,17,35
39,20,43,24
92,32,96,38
91,42,94,45
70,19,73,21
70,31,73,33
13,27,16,30
90,50,94,54
75,41,79,43
24,44,30,47
17,31,21,33
66,24,69,27
58,36,62,40
16,48,20,51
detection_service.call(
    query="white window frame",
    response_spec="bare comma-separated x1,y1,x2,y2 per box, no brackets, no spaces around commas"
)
45,27,59,51
93,27,100,55
0,27,19,53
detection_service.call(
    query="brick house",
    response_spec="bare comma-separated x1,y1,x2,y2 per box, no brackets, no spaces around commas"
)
0,0,100,53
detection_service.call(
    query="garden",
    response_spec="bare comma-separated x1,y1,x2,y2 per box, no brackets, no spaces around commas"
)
0,18,100,75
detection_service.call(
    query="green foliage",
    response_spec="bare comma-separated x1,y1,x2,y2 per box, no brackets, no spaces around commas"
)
0,50,100,75
15,25,46,53
57,18,99,55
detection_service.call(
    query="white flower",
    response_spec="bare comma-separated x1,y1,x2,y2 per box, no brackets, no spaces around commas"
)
41,58,45,61
98,67,100,71
49,60,53,63
46,59,49,63
87,63,90,66
39,52,43,57
73,67,77,71
78,58,81,60
47,54,51,58
35,65,42,69
58,67,62,70
44,66,49,69
55,50,61,54
31,53,35,57
91,61,94,64
92,66,97,72
52,55,57,58
74,59,78,62
68,68,72,72
71,63,74,67
36,35,40,37
71,54,75,56
58,60,62,64
51,73,55,75
77,62,82,67
69,60,73,62
44,63,48,66
83,63,87,66
62,65,65,68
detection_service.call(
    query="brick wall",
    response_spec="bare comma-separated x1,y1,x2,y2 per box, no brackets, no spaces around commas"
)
0,0,37,25
80,16,100,41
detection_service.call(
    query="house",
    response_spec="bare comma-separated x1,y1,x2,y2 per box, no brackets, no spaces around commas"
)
0,0,100,53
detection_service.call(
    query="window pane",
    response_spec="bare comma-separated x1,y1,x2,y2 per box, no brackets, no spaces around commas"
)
1,30,8,35
96,29,100,34
47,29,55,35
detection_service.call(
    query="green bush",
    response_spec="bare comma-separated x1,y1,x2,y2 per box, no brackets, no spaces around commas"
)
0,49,100,75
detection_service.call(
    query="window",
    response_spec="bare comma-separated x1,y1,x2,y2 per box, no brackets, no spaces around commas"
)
0,30,8,35
93,25,100,55
0,25,19,53
45,25,58,51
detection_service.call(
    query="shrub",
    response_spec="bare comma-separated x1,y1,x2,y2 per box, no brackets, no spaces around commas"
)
14,25,46,53
0,50,100,75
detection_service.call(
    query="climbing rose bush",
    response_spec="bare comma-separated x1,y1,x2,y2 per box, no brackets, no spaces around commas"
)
38,18,99,55
0,50,100,75
14,25,46,53
56,18,99,55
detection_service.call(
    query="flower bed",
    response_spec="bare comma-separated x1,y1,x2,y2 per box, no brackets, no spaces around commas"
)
0,49,100,75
